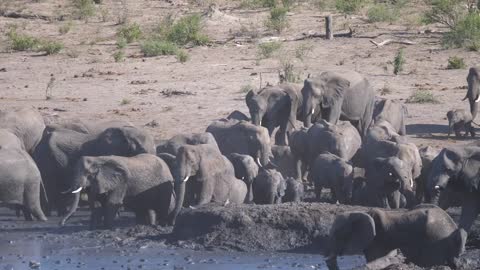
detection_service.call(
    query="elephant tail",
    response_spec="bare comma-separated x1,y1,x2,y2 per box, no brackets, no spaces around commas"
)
40,180,49,205
462,94,468,101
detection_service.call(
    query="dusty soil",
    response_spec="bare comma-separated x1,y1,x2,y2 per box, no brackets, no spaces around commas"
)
2,0,480,269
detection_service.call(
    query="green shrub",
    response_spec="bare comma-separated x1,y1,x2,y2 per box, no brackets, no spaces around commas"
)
257,41,282,59
141,40,178,57
117,37,127,49
41,41,64,55
423,0,467,29
443,12,480,50
447,56,466,69
393,48,405,75
113,50,125,62
240,0,276,9
367,4,397,23
335,0,366,14
166,14,209,46
280,58,301,83
176,49,189,63
7,30,41,51
406,90,439,104
117,22,142,43
73,0,96,20
265,7,289,33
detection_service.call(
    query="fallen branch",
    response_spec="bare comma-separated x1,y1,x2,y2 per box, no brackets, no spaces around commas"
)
370,39,416,47
289,27,354,41
0,11,53,21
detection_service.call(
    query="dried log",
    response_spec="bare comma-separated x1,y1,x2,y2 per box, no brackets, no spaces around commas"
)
370,39,416,47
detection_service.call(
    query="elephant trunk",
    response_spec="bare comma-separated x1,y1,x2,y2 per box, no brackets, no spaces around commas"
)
251,114,261,126
170,178,187,226
448,120,453,138
59,192,80,226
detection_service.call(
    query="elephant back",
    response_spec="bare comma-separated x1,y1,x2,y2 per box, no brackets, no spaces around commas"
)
0,107,45,154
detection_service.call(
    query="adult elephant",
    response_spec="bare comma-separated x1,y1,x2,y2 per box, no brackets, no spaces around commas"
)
33,126,156,216
372,98,407,135
60,154,174,229
301,70,375,137
246,83,302,145
156,132,218,156
0,107,45,154
171,144,247,225
463,67,480,120
0,129,47,221
227,153,259,203
206,119,272,168
46,118,134,135
427,146,480,232
326,205,466,270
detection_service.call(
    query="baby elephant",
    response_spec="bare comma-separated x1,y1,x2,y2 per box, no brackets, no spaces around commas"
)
253,169,286,204
326,204,466,270
447,109,475,138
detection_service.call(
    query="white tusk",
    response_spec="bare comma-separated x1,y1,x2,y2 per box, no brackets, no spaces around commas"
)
256,158,263,168
259,120,262,126
311,108,315,115
241,177,245,180
410,178,414,188
183,175,190,182
476,96,480,102
434,185,440,190
71,187,83,194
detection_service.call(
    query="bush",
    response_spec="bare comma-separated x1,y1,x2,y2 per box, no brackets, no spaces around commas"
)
335,0,366,14
141,40,178,57
117,38,127,49
113,50,125,62
265,7,289,33
447,56,466,69
393,48,405,75
176,50,189,63
165,14,209,46
73,0,96,20
443,12,480,51
240,0,277,9
406,90,439,104
367,4,397,23
279,58,301,83
117,23,142,43
41,41,64,55
7,30,41,51
257,41,282,59
423,0,468,29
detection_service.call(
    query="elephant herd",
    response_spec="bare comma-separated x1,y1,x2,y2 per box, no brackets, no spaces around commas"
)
2,68,480,269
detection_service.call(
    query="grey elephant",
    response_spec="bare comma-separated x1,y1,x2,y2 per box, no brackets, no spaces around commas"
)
463,67,480,120
416,146,440,203
447,109,475,138
427,146,480,232
300,70,375,137
227,153,259,203
253,169,286,204
365,120,407,145
246,83,302,145
33,126,156,216
156,132,218,156
309,152,354,204
171,144,247,225
45,118,134,135
0,107,45,154
206,119,272,168
326,204,466,270
60,154,174,229
283,177,304,202
0,129,47,221
226,110,250,121
373,98,407,135
271,145,296,179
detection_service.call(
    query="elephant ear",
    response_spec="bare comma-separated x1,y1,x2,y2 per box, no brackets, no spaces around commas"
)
92,160,128,196
245,89,257,103
461,151,480,192
319,72,350,108
331,212,376,255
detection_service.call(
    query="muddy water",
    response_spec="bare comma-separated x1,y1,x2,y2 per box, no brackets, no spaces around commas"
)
0,209,365,270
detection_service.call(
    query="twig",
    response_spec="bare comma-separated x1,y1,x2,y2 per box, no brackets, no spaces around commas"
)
370,39,416,47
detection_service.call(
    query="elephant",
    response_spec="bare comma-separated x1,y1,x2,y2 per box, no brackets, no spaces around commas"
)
309,152,354,204
156,132,218,156
206,119,272,168
300,70,375,137
271,145,296,179
0,107,45,154
33,126,156,216
427,146,480,232
416,146,440,203
372,98,407,135
226,110,250,121
252,169,286,204
171,144,247,225
0,129,47,221
283,177,304,202
353,156,413,209
364,120,407,145
45,118,134,135
227,153,259,203
60,154,174,229
447,109,475,138
464,67,480,120
326,204,466,270
246,83,302,145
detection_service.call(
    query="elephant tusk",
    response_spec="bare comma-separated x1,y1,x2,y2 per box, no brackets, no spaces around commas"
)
183,175,190,182
311,108,315,115
409,178,414,188
71,187,82,194
476,96,480,103
61,188,72,195
256,158,263,168
434,185,440,190
241,177,245,180
259,120,262,126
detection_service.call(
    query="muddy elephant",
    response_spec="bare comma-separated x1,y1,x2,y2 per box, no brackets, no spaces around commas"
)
300,70,375,137
0,129,47,221
447,109,475,138
309,152,354,204
60,154,174,229
226,110,250,121
45,118,134,135
326,204,466,270
283,177,304,202
33,126,156,216
0,107,45,154
170,144,247,225
227,153,259,204
364,120,407,145
206,119,272,168
246,83,302,145
464,67,480,120
427,146,480,232
253,169,286,204
156,132,218,156
373,98,407,135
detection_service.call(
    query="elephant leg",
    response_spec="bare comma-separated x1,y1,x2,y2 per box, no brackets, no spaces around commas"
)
195,181,214,205
364,243,392,263
134,211,144,224
103,203,120,229
276,122,288,146
314,184,323,201
459,192,480,232
147,209,156,225
22,206,33,221
90,204,103,230
295,158,303,181
470,99,478,121
326,105,342,125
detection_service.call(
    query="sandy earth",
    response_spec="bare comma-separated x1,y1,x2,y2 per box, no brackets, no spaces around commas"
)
1,0,480,269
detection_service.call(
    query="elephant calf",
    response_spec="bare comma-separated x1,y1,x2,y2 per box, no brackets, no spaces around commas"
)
326,204,466,270
447,109,475,138
253,169,286,204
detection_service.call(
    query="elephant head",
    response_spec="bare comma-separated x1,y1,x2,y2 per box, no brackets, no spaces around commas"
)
239,122,272,168
301,72,350,127
326,211,376,270
60,156,129,225
89,127,156,156
246,89,267,126
427,147,480,205
227,153,259,203
465,67,480,120
447,110,462,138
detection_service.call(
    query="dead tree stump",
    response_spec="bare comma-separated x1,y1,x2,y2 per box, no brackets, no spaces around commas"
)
325,15,333,40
